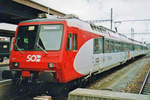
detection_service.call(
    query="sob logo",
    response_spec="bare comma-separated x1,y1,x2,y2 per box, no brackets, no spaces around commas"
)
26,55,41,62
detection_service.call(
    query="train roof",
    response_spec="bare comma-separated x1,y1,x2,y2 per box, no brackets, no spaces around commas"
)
21,18,64,23
21,17,144,46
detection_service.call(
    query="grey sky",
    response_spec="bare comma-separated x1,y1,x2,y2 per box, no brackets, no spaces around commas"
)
33,0,150,20
1,0,149,42
32,0,150,42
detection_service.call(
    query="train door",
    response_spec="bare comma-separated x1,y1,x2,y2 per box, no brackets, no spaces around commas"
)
66,32,73,62
93,37,104,72
65,29,78,67
64,28,78,81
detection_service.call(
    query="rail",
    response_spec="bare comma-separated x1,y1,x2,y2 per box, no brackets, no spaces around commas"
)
139,67,150,94
0,79,12,85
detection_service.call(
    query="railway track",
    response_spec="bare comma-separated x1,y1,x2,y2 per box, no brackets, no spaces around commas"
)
139,67,150,95
10,92,33,100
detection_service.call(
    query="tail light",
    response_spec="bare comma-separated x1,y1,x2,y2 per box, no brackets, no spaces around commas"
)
48,63,56,69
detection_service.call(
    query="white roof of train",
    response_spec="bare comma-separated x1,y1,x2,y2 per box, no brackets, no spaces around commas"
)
21,17,143,46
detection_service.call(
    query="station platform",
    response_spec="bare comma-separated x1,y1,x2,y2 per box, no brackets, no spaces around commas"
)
68,88,150,100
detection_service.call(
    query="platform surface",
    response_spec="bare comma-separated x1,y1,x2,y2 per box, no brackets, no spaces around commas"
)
68,88,150,100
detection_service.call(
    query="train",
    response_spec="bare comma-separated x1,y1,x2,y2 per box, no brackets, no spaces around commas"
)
2,15,150,93
0,39,10,62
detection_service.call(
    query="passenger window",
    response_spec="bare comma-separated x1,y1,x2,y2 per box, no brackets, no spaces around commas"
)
66,33,72,50
73,34,77,50
115,42,120,52
93,37,103,54
105,40,109,53
110,41,114,53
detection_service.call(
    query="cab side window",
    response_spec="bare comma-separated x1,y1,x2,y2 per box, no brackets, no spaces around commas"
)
73,34,77,50
66,33,72,50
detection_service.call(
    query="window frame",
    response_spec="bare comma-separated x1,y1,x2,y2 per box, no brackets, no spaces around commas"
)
73,33,77,51
66,33,72,51
93,37,104,54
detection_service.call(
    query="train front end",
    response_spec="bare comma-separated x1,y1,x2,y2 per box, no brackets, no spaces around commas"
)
4,20,66,83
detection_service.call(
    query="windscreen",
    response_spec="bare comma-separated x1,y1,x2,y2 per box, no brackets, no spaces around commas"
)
39,24,63,50
14,24,64,51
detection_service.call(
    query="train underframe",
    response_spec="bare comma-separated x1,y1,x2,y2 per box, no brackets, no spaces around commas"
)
2,69,90,96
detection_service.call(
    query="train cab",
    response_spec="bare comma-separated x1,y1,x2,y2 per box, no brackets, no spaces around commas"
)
4,18,92,83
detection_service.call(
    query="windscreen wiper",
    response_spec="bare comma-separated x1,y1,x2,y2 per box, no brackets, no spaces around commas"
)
36,42,48,55
15,43,23,54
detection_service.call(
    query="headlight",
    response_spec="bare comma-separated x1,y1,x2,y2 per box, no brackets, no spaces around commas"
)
48,63,56,69
12,62,19,68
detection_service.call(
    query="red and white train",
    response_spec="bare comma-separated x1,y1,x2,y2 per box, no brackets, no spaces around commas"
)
3,16,149,85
